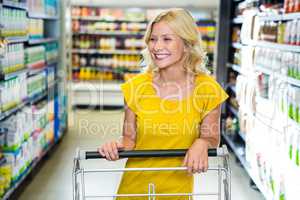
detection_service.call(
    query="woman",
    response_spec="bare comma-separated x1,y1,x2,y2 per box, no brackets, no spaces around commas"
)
99,8,228,200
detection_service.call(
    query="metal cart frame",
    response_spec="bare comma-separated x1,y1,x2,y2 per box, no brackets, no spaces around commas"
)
73,145,231,200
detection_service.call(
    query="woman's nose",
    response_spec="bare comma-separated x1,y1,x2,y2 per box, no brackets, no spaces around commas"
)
153,39,164,51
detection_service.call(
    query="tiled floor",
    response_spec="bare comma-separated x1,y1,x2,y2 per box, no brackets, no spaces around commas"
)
18,109,264,200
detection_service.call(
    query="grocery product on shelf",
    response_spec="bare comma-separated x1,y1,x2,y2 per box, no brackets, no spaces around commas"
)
258,19,300,45
27,71,47,98
217,1,300,199
28,19,44,39
0,101,54,189
197,20,216,54
45,42,58,64
284,0,300,13
28,0,58,16
72,7,146,22
0,0,65,198
0,7,28,38
254,47,300,79
71,7,146,82
232,27,241,43
0,73,27,113
25,46,46,69
72,35,144,50
0,43,25,75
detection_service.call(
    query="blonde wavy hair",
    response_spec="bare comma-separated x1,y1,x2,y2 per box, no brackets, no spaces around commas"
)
142,8,209,75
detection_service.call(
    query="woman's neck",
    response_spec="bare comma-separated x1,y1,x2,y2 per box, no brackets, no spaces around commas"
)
158,67,194,85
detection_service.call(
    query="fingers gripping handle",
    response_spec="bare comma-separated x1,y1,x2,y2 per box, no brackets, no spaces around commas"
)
80,147,228,160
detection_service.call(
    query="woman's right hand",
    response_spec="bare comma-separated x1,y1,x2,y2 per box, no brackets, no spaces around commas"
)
98,141,124,161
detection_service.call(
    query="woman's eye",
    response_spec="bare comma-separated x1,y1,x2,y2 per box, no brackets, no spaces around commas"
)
164,38,171,41
149,38,156,41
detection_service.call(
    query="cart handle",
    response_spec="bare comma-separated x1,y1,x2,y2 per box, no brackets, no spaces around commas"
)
82,146,228,160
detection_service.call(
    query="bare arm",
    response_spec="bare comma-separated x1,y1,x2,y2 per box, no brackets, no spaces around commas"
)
98,100,137,160
121,101,137,150
198,105,221,148
183,105,221,173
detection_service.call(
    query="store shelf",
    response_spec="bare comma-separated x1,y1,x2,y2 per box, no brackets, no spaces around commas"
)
70,81,124,106
28,12,59,20
222,131,272,199
227,104,239,117
258,12,300,21
238,131,246,142
71,81,123,92
232,16,244,24
2,0,28,10
48,80,58,89
228,63,242,74
0,68,27,81
47,60,59,66
5,36,28,44
72,66,140,73
246,40,300,53
0,91,47,121
287,77,300,87
2,141,55,200
255,65,300,87
72,16,146,23
226,83,236,94
232,42,243,49
73,31,145,36
72,48,141,55
0,101,26,121
255,65,273,75
222,132,247,166
27,67,46,76
28,38,58,45
27,91,48,104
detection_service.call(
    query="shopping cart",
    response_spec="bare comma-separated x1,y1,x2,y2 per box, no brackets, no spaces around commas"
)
73,145,231,200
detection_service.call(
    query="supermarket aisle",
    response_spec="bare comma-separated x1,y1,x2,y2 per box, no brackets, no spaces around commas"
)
18,109,264,200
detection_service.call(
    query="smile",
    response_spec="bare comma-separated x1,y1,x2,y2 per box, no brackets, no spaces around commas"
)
154,53,171,60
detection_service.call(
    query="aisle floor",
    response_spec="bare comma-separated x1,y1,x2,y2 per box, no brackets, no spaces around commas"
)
18,109,264,200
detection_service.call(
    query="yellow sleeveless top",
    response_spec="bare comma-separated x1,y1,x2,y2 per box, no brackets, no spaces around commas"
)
117,72,228,200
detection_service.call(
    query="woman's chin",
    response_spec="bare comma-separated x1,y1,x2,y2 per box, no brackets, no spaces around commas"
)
154,63,170,70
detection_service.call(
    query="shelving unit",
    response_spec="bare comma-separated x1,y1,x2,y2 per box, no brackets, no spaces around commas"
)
0,69,28,81
28,12,59,20
232,42,242,49
69,5,217,107
1,135,62,200
69,5,147,107
227,63,242,74
258,12,300,21
255,65,300,87
2,0,27,10
0,0,67,199
5,37,29,44
223,132,273,200
72,48,141,55
73,31,145,36
28,37,58,45
246,40,300,53
71,15,147,22
216,1,300,199
232,16,244,24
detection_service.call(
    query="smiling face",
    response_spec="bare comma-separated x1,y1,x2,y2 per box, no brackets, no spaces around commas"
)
148,21,186,70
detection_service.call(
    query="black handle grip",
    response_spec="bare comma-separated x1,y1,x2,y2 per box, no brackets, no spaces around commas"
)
85,149,218,159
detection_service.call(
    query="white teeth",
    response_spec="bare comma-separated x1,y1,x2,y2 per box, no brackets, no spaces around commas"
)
155,54,169,59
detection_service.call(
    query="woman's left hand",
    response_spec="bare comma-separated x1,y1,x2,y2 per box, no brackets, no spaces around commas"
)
183,139,209,174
